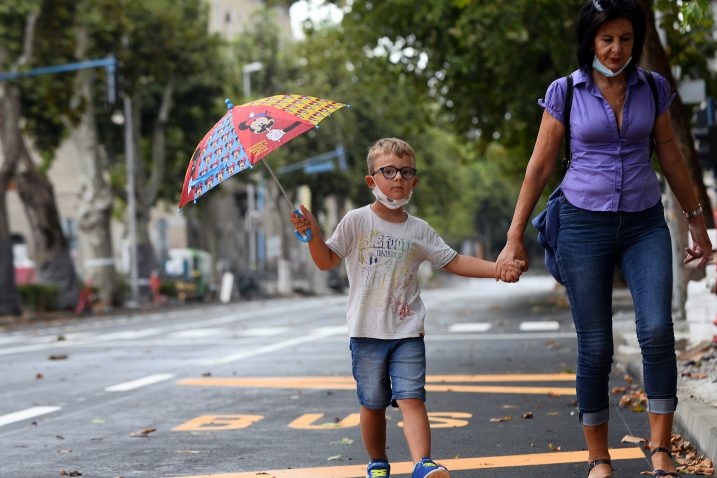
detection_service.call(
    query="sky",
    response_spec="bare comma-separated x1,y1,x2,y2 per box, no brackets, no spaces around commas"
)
289,0,344,39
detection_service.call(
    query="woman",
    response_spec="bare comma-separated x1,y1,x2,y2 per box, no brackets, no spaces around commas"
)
496,1,713,477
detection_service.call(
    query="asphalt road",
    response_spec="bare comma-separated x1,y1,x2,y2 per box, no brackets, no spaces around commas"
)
0,276,663,477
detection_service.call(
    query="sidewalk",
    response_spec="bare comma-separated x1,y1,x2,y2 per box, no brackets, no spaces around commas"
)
612,286,717,474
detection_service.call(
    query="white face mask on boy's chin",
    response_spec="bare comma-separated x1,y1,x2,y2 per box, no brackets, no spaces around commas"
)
371,182,412,210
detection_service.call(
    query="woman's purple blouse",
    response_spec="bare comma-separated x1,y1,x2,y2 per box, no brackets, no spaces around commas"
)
539,68,676,212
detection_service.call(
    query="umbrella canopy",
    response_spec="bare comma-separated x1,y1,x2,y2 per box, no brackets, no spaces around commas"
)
179,94,347,209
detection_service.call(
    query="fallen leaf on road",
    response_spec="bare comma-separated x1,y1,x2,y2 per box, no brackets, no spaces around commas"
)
501,404,518,409
547,443,561,452
49,354,68,360
621,435,647,444
671,434,715,475
521,412,534,419
36,373,43,380
331,437,354,445
130,427,156,437
90,419,105,425
56,335,66,341
547,411,560,416
677,340,713,362
611,386,626,394
176,450,200,454
202,372,212,377
327,455,342,461
681,372,708,380
490,416,513,422
60,470,82,476
547,391,560,397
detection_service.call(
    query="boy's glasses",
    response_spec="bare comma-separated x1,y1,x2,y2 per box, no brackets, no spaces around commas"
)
592,0,635,11
372,166,417,180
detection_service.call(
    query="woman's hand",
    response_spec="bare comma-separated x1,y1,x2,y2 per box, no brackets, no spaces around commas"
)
685,219,714,267
496,239,529,282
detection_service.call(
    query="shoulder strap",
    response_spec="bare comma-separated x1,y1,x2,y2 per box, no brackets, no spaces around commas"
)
562,74,574,169
644,70,659,157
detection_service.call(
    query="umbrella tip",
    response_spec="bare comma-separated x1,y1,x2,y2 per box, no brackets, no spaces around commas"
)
225,98,234,109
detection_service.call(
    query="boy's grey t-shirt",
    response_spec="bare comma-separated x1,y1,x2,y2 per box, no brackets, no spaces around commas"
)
326,205,457,339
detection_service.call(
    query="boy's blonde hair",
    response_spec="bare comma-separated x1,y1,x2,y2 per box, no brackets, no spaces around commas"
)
366,138,416,174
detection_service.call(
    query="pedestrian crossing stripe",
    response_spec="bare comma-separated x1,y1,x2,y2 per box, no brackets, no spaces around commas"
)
169,447,645,478
177,373,577,396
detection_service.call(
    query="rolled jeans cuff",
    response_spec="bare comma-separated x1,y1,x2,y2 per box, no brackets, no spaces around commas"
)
647,397,678,414
579,408,609,426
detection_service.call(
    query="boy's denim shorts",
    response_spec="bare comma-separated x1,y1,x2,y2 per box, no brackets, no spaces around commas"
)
349,336,426,410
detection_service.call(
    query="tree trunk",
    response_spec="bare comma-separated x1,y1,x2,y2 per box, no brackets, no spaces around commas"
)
15,161,80,310
75,115,121,307
639,0,711,318
130,77,174,296
72,23,121,307
0,84,25,316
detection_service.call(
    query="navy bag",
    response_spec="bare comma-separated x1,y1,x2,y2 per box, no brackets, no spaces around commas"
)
532,187,564,284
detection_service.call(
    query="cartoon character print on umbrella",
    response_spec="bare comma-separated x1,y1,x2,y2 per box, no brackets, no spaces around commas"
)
233,107,313,161
185,113,252,203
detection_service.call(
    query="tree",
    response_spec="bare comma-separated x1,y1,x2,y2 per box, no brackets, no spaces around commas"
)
79,0,227,295
0,1,81,313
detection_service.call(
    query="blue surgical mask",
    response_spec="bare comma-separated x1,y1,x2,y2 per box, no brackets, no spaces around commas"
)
592,54,632,78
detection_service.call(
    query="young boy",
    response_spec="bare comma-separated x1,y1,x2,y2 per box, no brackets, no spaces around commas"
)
290,138,522,478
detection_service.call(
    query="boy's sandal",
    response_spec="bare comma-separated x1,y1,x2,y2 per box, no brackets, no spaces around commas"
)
588,458,615,478
650,447,682,478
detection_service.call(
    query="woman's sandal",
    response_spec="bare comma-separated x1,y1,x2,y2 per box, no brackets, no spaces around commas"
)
650,447,682,477
588,458,615,478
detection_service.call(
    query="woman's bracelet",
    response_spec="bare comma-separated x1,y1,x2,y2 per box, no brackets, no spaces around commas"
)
683,203,703,219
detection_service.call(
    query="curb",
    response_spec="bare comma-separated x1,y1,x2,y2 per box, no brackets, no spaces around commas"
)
614,315,717,464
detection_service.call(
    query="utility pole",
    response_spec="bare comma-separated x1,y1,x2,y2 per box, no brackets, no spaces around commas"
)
123,93,139,306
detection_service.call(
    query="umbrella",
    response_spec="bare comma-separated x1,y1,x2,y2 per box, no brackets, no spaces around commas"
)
179,94,348,242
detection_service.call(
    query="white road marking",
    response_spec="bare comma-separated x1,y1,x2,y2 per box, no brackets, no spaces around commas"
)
170,328,226,339
105,373,176,392
0,406,62,427
234,327,290,337
94,328,163,341
204,325,346,365
519,321,561,332
448,323,492,333
424,332,576,341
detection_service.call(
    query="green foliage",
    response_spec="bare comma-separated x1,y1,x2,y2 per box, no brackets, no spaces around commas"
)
18,283,59,312
654,0,716,96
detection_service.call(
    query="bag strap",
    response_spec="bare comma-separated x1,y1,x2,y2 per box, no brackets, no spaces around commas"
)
644,69,659,158
561,74,574,169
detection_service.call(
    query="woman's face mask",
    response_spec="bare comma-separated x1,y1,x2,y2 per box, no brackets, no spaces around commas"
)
593,55,632,78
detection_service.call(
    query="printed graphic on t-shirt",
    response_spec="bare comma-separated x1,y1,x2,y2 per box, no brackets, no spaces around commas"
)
358,230,420,320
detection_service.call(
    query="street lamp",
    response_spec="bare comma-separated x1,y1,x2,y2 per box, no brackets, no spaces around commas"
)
241,61,263,271
242,61,262,99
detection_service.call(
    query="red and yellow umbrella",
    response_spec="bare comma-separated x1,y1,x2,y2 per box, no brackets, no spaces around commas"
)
179,94,348,241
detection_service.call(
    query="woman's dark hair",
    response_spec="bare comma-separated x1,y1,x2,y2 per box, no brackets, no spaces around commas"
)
576,0,646,74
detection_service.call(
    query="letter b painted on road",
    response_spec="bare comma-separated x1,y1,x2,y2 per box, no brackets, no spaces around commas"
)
172,415,264,431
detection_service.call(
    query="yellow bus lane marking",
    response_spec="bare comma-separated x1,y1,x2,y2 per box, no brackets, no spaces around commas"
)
169,447,645,478
177,374,576,396
172,415,264,431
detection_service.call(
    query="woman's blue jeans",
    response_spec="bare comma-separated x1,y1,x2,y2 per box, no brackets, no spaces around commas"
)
556,198,677,426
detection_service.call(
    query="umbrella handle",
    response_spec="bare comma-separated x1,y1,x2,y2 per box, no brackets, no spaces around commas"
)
293,209,312,243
